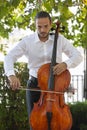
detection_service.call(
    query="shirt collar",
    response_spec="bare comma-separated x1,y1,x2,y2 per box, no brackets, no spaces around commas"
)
34,31,53,43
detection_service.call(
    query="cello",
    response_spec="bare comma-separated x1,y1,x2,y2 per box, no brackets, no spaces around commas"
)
29,22,72,130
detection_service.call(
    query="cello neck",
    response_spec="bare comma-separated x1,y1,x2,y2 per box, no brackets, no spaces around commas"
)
48,22,60,90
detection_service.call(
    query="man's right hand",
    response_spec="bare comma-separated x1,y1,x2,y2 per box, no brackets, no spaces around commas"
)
8,75,20,91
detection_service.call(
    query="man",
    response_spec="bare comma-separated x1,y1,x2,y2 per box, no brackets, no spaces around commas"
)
4,11,82,130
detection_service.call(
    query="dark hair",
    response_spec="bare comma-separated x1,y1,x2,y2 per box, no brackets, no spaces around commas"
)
35,11,51,22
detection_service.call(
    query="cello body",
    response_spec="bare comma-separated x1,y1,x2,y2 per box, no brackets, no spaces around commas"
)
30,63,72,130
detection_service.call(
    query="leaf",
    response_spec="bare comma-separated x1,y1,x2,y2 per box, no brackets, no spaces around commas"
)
16,15,24,23
0,0,87,49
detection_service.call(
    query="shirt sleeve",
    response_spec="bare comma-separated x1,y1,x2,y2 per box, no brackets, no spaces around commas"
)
4,38,26,77
61,35,83,68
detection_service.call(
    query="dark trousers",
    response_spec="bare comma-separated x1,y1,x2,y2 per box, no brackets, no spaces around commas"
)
26,76,40,130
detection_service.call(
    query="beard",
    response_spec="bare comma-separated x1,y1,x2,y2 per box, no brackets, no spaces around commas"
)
38,32,49,39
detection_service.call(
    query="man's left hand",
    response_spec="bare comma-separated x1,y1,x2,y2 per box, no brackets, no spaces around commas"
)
53,62,67,75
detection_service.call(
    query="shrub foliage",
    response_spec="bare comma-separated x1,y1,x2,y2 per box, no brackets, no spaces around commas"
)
0,62,29,130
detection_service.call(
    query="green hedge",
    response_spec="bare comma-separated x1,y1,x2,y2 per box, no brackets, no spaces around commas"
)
0,62,87,130
70,101,87,130
0,62,29,130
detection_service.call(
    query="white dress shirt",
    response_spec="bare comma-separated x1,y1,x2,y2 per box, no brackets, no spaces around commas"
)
4,31,83,78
